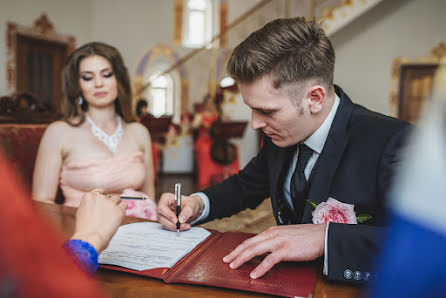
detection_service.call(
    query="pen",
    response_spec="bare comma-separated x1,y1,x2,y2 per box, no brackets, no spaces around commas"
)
175,183,181,237
120,195,146,200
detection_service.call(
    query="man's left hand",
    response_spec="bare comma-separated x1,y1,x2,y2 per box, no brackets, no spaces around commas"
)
223,224,326,279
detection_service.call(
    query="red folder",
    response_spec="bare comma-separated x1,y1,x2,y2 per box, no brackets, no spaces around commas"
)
101,230,316,297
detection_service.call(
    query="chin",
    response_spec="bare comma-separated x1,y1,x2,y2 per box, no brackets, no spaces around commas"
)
270,138,292,148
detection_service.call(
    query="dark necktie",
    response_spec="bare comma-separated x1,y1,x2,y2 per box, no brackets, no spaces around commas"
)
290,143,313,222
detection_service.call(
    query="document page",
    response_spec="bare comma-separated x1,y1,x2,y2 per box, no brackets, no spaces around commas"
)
98,222,211,271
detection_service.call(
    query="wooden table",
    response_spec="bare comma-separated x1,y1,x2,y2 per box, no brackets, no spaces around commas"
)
34,201,361,298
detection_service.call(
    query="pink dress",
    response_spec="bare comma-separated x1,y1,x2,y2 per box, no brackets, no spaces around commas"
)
59,152,157,220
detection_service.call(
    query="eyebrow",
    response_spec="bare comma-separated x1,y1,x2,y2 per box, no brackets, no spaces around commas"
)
79,67,112,74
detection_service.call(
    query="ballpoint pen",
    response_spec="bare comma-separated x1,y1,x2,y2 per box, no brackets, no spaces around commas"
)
119,195,146,200
175,183,181,236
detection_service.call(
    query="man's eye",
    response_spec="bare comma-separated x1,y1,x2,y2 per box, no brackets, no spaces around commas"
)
261,110,273,116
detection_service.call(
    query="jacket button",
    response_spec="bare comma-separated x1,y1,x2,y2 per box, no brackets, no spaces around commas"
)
344,269,353,279
354,271,362,280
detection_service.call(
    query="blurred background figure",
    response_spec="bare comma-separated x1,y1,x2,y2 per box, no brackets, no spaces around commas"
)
135,98,148,122
368,60,446,297
32,42,157,220
192,94,220,188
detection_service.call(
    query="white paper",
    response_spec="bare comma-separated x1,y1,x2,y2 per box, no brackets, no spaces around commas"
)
98,222,211,271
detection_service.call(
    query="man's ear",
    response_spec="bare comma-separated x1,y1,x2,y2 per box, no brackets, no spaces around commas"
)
305,85,326,114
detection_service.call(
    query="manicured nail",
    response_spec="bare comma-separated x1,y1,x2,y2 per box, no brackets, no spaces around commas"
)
250,272,257,279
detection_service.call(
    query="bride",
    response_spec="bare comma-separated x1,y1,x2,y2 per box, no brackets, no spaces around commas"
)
32,42,157,220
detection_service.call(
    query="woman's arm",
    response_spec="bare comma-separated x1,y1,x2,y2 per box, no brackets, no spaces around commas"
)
66,190,127,274
32,121,66,203
133,123,156,200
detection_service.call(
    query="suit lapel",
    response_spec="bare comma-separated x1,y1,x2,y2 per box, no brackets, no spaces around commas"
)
301,86,354,223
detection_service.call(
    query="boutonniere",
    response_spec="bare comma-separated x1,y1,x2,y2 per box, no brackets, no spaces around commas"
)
307,197,372,224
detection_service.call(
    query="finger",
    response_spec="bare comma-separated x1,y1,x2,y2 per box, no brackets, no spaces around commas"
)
158,214,178,231
228,237,279,270
158,193,177,218
91,187,106,194
180,223,191,231
250,251,283,279
178,204,195,224
107,194,121,204
223,233,268,263
117,201,128,212
157,201,178,224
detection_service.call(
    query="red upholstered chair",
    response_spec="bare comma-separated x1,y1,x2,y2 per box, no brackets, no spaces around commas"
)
0,124,47,190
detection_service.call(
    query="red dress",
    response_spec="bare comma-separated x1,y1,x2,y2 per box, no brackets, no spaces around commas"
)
194,113,240,188
0,152,105,298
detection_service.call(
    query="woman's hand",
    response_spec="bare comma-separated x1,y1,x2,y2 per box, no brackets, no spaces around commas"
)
71,190,127,254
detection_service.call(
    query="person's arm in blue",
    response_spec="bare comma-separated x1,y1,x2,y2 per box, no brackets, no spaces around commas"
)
63,190,127,275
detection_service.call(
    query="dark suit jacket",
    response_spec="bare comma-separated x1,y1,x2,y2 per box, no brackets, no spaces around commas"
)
201,85,412,284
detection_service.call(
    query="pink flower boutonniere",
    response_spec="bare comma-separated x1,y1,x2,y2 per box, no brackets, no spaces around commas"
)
307,197,372,224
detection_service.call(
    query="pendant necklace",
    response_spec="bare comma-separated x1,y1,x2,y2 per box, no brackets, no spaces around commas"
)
86,114,123,153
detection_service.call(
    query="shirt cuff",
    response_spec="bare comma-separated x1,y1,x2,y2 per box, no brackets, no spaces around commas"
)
189,192,210,225
64,239,99,275
323,222,330,275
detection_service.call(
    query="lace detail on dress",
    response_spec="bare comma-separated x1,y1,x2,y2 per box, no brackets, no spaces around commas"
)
86,115,123,153
64,239,99,275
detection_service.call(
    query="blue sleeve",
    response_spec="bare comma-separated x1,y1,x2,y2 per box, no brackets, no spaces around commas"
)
63,239,99,275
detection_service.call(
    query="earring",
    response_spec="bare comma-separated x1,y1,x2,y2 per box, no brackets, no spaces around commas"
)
79,96,84,105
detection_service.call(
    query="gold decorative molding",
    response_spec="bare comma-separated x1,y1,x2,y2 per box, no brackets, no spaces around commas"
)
6,13,75,92
390,41,446,121
173,0,183,45
319,0,384,36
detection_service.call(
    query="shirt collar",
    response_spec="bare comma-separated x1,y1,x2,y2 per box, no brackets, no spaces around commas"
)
304,93,340,154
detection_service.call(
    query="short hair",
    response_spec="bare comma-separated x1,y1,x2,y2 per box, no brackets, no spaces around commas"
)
227,17,335,90
63,42,133,125
136,99,148,117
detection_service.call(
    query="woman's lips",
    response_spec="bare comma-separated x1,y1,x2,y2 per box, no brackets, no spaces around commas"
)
94,91,108,97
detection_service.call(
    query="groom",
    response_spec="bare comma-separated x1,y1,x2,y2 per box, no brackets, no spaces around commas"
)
158,17,411,284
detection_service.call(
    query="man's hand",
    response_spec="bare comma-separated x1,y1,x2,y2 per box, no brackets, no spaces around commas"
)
71,190,127,254
157,193,204,231
223,224,326,279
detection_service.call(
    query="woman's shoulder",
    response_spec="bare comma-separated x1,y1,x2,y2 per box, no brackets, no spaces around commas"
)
126,121,151,136
44,120,72,135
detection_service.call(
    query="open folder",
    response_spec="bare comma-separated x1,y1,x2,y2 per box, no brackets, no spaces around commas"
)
99,222,316,297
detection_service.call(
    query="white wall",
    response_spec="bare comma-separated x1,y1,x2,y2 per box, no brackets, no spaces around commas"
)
331,0,446,115
91,0,174,77
0,0,92,95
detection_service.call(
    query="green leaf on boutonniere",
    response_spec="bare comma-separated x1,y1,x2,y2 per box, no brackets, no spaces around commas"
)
356,214,373,224
306,200,318,210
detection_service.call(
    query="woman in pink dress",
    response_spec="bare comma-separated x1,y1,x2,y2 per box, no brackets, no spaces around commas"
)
32,42,157,220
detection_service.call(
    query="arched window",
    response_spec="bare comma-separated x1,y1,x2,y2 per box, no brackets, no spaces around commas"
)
183,0,214,48
148,73,174,118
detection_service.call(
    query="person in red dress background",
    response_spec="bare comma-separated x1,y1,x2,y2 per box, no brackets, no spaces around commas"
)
192,94,239,188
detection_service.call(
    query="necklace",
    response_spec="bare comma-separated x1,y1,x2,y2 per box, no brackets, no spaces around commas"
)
86,114,123,153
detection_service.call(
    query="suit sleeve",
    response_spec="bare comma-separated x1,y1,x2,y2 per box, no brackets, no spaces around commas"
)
326,124,412,284
200,137,272,223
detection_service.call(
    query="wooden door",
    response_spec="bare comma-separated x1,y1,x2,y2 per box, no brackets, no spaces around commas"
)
15,34,68,113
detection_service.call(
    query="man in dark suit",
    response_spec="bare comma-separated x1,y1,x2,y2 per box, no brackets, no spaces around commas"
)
158,17,411,284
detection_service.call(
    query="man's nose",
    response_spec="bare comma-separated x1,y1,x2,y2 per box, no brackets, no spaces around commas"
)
251,111,266,130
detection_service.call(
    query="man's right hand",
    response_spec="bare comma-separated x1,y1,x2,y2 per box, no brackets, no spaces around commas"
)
157,192,204,231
